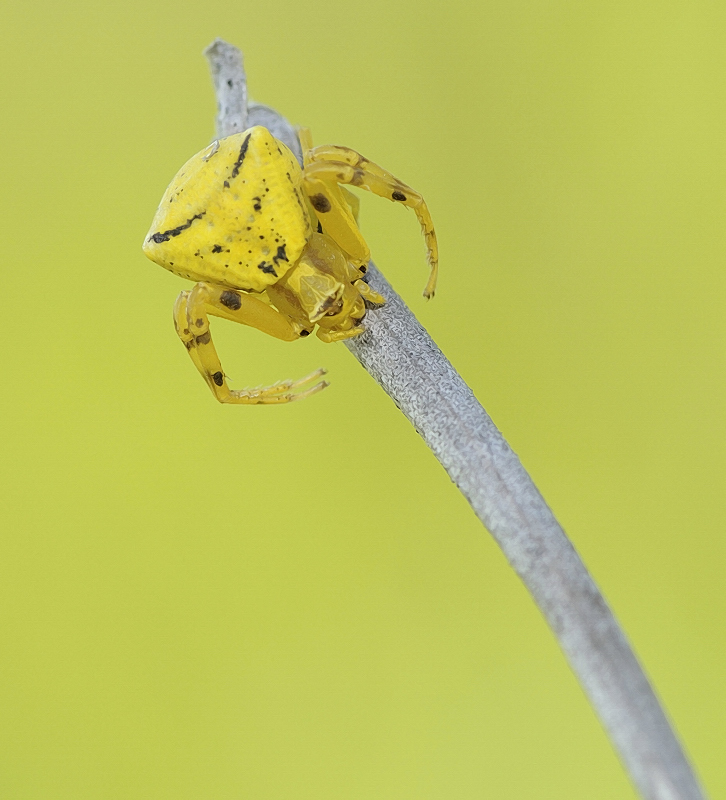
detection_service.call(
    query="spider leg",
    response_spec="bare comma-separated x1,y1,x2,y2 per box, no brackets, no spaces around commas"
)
316,325,366,343
306,143,401,182
173,283,327,405
353,279,385,305
302,168,371,268
303,156,438,298
297,126,314,166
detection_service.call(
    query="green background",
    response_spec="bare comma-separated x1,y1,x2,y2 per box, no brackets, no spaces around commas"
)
1,1,724,797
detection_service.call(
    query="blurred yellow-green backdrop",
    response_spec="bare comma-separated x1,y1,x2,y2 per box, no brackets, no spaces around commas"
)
1,1,724,797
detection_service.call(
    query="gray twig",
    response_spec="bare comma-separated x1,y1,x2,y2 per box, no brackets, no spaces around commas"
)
204,38,706,800
204,39,248,137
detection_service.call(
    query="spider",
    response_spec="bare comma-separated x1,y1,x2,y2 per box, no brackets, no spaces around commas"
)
142,126,438,404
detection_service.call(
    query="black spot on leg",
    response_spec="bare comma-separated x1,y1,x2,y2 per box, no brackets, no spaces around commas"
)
220,290,242,310
212,371,224,386
317,221,323,233
148,211,206,243
195,331,211,345
310,194,331,213
212,244,223,253
299,330,311,337
253,196,262,211
392,191,407,201
195,318,204,327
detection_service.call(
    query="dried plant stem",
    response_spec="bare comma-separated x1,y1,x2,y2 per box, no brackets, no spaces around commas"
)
204,38,706,800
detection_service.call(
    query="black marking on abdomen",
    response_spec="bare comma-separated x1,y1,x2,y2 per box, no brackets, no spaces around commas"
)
257,261,278,276
272,244,288,266
230,133,252,179
148,212,206,244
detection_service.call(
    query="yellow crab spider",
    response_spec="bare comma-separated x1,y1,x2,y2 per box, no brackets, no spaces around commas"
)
142,125,438,405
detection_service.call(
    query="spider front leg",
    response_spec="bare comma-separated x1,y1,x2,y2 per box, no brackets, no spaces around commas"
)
173,283,328,404
315,325,366,343
354,279,385,306
300,140,439,298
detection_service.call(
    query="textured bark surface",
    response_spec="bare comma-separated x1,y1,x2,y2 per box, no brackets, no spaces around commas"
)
205,38,706,800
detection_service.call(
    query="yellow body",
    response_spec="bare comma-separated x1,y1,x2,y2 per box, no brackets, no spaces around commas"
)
143,125,438,404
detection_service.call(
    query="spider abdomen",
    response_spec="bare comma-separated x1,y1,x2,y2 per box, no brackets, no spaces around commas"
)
143,126,313,291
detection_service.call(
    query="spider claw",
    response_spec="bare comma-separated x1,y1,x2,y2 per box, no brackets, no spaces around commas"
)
288,367,327,391
289,380,329,401
229,369,329,402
